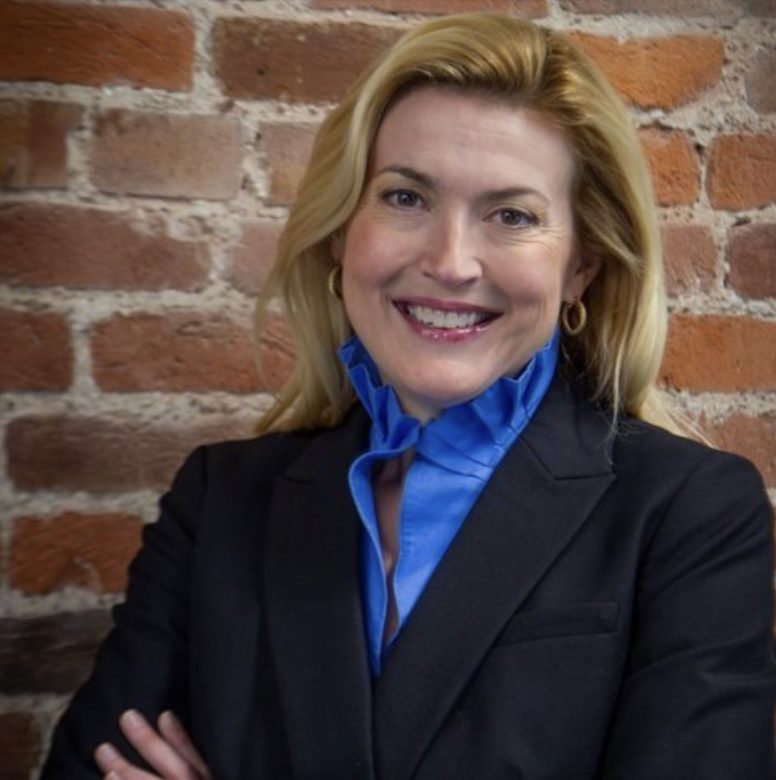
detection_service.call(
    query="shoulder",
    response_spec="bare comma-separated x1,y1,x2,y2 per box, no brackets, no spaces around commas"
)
169,404,369,498
201,427,322,474
607,414,772,553
172,426,329,499
613,414,766,496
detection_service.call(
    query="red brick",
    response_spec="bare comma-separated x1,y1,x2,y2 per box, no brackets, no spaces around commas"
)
91,310,261,393
91,311,293,393
640,128,700,206
0,203,210,291
662,224,716,296
744,0,776,15
0,1,193,91
0,99,81,189
570,33,723,109
707,134,776,210
661,315,776,392
6,415,253,492
560,0,743,14
226,219,283,295
11,512,143,594
261,123,317,205
0,610,111,695
312,0,546,13
0,712,41,780
746,49,776,115
708,413,776,487
0,309,72,391
91,110,242,200
214,18,402,103
726,223,776,300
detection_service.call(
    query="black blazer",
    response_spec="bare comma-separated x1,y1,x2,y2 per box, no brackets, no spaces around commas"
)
42,377,776,779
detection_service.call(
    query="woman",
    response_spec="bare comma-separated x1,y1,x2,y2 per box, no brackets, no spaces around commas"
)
42,13,775,779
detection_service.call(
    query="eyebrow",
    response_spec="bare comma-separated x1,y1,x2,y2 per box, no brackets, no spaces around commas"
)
374,165,550,204
375,165,434,188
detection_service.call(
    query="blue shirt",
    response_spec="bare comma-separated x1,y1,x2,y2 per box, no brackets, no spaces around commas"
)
338,332,559,676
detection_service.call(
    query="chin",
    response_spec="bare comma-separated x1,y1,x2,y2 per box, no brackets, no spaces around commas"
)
399,380,493,419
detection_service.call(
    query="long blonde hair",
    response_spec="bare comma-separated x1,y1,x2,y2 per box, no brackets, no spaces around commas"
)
256,13,680,435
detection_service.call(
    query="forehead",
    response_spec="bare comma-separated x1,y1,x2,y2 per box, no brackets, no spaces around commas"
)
371,86,576,195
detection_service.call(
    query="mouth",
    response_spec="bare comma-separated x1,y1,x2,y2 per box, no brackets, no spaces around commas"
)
394,299,500,338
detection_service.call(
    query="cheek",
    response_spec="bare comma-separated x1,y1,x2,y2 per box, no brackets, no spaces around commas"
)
342,225,413,289
495,262,565,309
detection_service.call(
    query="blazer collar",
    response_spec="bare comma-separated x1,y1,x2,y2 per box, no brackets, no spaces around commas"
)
263,408,376,779
264,375,615,780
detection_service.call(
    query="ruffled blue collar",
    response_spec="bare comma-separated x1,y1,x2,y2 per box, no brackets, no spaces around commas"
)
337,331,559,475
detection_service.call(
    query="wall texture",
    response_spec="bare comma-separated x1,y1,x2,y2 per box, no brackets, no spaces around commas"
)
0,0,775,775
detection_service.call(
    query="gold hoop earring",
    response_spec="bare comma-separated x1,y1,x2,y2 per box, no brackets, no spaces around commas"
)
560,299,587,336
327,265,342,300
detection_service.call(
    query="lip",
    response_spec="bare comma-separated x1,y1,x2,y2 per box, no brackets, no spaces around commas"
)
393,297,501,342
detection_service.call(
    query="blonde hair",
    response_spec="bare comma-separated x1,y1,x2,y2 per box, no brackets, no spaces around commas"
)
256,12,682,435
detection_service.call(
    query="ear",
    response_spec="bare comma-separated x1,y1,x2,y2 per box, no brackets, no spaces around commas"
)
330,230,345,261
563,253,602,303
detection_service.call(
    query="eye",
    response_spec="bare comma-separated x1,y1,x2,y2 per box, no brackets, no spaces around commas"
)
490,208,537,229
383,189,423,209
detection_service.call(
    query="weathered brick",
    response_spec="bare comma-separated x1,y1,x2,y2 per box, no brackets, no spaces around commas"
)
0,203,210,291
6,415,253,493
0,309,72,391
261,123,317,205
226,219,283,295
707,134,776,210
91,311,293,393
11,512,143,595
708,413,776,487
661,315,776,392
0,610,111,694
214,18,402,103
0,99,81,189
559,0,744,14
0,713,41,780
746,49,776,114
662,224,716,295
744,0,776,15
571,33,724,109
0,1,193,91
726,223,776,300
312,0,546,13
91,110,242,200
640,127,700,206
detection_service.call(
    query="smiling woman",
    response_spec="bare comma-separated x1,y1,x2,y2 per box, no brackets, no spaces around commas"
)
339,88,595,422
42,12,775,780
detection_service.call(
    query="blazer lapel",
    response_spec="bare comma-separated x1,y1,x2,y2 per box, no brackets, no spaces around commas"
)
373,377,616,780
263,409,375,779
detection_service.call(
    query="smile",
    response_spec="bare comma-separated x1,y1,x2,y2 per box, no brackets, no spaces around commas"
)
405,304,492,329
394,299,500,340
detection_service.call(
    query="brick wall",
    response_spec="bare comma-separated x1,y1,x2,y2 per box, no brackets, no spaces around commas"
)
0,0,774,775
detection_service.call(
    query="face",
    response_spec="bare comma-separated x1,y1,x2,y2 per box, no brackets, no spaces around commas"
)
338,87,600,423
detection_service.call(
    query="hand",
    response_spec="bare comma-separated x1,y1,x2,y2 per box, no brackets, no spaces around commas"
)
94,710,211,780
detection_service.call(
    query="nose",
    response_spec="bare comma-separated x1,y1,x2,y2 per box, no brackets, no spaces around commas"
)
419,212,482,287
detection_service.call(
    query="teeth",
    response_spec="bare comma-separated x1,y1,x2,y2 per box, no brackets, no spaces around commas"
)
406,304,489,329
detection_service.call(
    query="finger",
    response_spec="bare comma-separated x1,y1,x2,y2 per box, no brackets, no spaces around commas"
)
157,712,211,778
95,742,157,780
118,710,200,779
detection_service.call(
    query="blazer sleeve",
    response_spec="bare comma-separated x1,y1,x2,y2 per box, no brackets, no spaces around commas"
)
40,446,208,779
599,449,776,779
